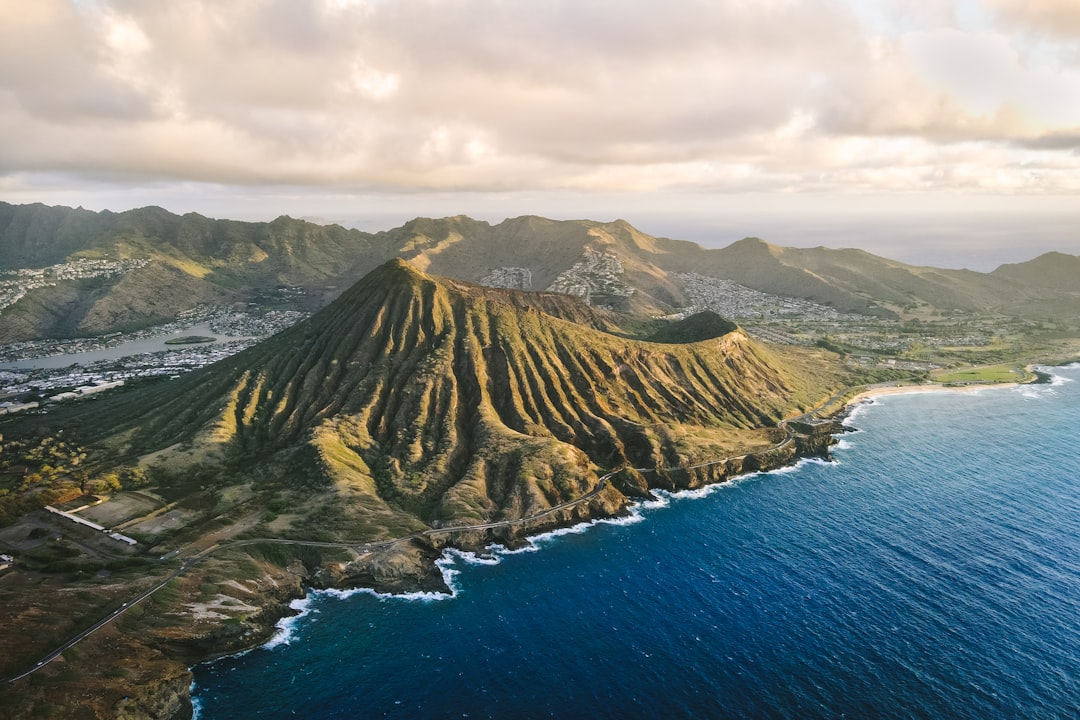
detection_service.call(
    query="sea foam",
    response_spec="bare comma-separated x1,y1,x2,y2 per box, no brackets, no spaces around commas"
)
189,682,204,720
264,596,317,650
259,450,843,619
843,399,877,425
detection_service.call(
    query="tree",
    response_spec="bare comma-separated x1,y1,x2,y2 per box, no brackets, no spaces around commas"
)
72,469,90,494
120,466,150,489
98,472,122,493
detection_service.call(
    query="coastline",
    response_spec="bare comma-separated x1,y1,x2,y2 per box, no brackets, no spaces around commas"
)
14,369,1067,719
187,367,1078,717
188,363,1080,719
179,429,840,715
842,358,1079,409
844,381,1020,406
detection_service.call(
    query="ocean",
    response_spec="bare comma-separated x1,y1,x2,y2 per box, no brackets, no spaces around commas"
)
192,365,1080,719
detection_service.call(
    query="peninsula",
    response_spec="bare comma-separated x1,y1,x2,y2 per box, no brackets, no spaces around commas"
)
1,209,1078,720
0,259,874,719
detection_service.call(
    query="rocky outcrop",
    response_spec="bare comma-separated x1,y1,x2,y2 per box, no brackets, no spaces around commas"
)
314,539,450,595
315,427,838,598
648,432,833,490
112,671,193,720
74,425,838,720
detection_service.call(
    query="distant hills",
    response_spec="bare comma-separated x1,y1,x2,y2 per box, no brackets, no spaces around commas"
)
2,201,1079,341
0,203,390,340
992,251,1080,293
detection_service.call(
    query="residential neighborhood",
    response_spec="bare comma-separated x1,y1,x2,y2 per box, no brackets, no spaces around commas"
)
0,258,151,312
0,303,309,411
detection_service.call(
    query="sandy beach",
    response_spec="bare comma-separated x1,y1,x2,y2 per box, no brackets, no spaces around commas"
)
845,381,1022,408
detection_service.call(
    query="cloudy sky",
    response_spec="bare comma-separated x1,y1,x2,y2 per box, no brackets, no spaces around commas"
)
2,0,1079,268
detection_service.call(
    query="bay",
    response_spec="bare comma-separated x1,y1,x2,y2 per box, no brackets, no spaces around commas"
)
192,365,1080,719
0,323,249,370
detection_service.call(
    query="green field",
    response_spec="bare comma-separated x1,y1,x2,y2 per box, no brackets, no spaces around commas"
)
79,492,161,527
932,364,1026,384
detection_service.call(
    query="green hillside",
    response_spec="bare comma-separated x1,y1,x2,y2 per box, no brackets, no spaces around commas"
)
23,260,843,539
993,252,1080,293
0,202,390,341
0,259,854,719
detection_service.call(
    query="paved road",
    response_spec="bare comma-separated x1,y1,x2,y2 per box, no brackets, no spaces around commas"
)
3,558,193,683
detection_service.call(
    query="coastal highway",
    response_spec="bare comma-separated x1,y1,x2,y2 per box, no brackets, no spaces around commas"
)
3,557,197,683
3,424,806,683
420,467,624,537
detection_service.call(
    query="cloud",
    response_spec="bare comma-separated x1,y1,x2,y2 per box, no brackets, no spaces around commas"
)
987,0,1080,38
1,0,1079,198
0,1,154,121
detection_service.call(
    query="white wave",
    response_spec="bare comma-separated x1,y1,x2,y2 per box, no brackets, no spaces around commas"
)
842,399,876,425
485,511,647,556
665,487,711,500
653,481,741,503
1012,370,1062,399
273,451,842,611
801,456,839,467
639,493,672,509
324,585,455,603
442,547,501,566
1015,385,1054,400
1015,365,1076,395
1049,371,1074,386
313,554,461,603
264,596,317,650
641,473,765,506
462,507,653,560
757,454,836,476
833,438,854,451
519,517,613,547
492,541,542,555
190,682,203,720
596,511,647,527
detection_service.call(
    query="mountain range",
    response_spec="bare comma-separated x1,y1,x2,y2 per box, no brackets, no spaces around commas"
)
2,201,1079,341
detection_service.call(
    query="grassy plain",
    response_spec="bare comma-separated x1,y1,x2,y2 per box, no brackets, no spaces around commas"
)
932,364,1028,384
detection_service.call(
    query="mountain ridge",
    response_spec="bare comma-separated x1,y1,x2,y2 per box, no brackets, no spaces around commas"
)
42,259,842,539
3,201,1079,342
992,251,1080,293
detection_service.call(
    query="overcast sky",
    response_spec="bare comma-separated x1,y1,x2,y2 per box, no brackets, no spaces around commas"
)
2,0,1079,268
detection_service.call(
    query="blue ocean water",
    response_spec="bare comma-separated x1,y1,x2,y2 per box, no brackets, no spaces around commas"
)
193,365,1080,719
